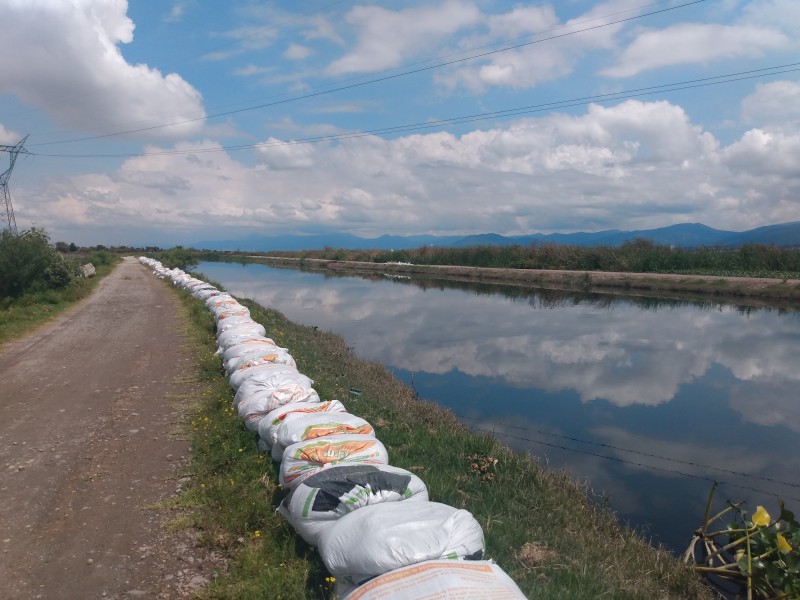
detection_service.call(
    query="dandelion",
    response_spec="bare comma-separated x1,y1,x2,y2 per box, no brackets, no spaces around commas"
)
752,505,771,527
253,530,261,538
777,533,793,554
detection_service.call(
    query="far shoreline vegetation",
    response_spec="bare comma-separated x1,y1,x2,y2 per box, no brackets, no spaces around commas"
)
184,240,800,306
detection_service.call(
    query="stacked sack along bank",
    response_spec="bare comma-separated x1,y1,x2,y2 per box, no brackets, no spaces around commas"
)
139,257,526,600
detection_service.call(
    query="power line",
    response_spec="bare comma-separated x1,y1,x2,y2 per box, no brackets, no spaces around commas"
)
7,0,353,127
30,62,800,159
454,412,799,490
471,425,800,502
29,0,709,147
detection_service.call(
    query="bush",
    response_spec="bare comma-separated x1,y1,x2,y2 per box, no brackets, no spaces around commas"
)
0,227,79,298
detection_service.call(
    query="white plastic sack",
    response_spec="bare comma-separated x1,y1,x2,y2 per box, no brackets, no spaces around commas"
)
228,357,297,390
216,330,270,353
257,400,345,447
277,464,428,547
341,560,526,600
216,316,260,333
318,502,485,587
271,412,374,461
216,322,267,340
236,373,320,432
280,435,389,490
206,294,235,307
233,369,315,408
225,347,295,377
215,307,250,323
221,339,278,363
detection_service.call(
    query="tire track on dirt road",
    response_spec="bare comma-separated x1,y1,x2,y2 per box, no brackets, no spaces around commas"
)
0,257,214,600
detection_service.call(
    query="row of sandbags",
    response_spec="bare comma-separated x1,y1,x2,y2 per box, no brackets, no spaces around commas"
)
139,257,526,600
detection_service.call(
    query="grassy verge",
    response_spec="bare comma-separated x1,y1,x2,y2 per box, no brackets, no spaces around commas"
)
167,278,711,600
0,258,119,347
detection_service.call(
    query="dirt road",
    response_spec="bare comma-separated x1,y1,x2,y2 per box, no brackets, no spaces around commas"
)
0,258,210,600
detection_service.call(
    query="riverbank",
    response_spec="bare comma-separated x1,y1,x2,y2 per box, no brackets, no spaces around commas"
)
167,270,711,599
250,256,800,307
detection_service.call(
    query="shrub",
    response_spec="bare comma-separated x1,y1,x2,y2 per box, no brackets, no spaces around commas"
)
0,227,79,298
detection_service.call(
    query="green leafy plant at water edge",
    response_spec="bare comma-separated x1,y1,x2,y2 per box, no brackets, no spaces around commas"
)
686,484,799,598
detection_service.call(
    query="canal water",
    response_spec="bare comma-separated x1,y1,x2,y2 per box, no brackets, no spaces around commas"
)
197,261,800,553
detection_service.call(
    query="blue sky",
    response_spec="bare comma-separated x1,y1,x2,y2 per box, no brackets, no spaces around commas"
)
1,0,799,246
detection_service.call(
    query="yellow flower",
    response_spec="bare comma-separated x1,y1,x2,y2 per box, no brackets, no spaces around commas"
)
253,530,261,538
777,533,793,554
752,505,771,527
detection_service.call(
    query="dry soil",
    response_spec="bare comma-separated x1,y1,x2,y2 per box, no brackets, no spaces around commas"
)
0,258,215,600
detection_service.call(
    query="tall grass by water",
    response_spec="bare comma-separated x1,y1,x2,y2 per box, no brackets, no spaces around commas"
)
264,240,800,280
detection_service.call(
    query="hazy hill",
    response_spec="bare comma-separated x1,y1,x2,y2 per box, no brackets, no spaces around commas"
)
195,222,800,252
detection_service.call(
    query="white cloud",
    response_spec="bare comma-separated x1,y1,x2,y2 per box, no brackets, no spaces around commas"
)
0,124,21,145
164,3,185,23
441,0,640,91
602,23,789,78
0,0,205,138
232,64,274,77
283,43,313,61
326,0,482,75
17,95,800,243
741,80,800,127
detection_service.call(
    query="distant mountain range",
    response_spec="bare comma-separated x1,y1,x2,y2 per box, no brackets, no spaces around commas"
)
194,221,800,252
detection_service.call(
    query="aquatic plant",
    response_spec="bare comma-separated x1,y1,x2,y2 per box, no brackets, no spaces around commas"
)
686,484,799,599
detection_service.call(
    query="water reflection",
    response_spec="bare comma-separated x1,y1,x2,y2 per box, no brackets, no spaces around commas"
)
197,261,800,552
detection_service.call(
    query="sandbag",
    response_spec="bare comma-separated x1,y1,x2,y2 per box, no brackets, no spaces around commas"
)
233,369,315,408
216,316,261,333
216,330,271,353
221,339,278,363
318,502,485,587
237,376,321,432
279,435,388,489
271,412,374,461
225,347,295,377
257,400,345,447
341,560,526,600
206,294,235,308
228,357,298,390
216,322,266,340
277,464,428,546
214,307,250,323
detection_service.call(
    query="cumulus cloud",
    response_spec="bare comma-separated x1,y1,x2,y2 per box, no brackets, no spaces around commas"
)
0,124,21,145
0,0,206,138
441,0,642,91
741,80,800,127
602,23,789,77
326,0,482,75
17,95,800,243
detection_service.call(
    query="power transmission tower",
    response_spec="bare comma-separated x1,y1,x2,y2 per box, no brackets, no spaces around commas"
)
1,135,30,235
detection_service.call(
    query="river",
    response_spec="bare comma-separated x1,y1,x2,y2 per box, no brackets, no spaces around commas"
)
197,261,800,553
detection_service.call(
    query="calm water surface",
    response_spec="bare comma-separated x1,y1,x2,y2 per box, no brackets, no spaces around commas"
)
198,261,800,553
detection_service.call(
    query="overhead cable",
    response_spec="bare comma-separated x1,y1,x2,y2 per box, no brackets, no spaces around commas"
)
29,0,709,147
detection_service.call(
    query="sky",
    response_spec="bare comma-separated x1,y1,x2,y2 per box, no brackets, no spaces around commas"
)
1,0,799,247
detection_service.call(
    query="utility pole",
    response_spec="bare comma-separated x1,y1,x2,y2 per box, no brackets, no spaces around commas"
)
1,135,30,235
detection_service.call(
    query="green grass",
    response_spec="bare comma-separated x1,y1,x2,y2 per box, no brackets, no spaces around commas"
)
0,259,118,347
166,277,711,600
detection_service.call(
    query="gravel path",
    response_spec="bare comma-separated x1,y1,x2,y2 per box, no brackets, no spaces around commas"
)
0,258,212,600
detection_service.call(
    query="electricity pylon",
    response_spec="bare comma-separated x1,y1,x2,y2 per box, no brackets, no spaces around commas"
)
1,135,30,235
